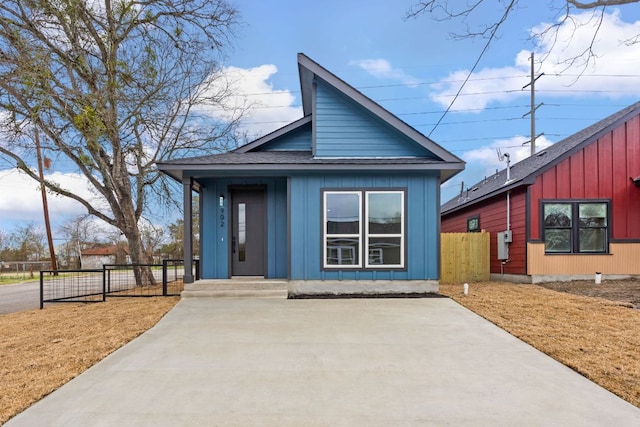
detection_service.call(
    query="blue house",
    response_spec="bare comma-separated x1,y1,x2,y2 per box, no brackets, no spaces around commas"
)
157,54,464,295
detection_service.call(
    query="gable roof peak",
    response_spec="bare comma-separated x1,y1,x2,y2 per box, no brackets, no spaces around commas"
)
297,53,464,167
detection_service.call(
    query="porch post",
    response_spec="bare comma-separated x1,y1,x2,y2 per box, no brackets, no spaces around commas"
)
183,176,194,283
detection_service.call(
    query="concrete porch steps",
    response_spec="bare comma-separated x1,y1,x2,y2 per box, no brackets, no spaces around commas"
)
181,279,289,299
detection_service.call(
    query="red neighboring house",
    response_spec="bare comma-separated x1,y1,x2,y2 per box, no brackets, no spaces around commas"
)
441,101,640,283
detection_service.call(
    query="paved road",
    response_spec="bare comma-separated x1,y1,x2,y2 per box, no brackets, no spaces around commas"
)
0,273,106,314
1,268,183,315
0,281,40,314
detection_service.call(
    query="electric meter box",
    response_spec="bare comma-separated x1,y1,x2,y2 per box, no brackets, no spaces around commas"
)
497,230,511,260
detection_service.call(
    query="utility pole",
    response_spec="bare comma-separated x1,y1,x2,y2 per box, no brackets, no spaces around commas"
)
34,127,58,273
523,52,544,156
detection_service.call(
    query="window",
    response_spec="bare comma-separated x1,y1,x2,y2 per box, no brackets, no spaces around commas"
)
366,192,404,267
542,201,609,254
325,192,361,266
324,190,405,269
467,215,480,232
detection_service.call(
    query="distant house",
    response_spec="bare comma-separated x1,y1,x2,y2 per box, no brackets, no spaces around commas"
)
157,53,465,295
80,245,129,269
441,101,640,283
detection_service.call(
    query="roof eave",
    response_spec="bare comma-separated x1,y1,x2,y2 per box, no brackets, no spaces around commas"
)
234,116,311,153
160,162,463,172
441,178,532,216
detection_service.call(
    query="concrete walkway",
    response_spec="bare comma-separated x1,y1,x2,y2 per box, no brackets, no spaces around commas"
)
7,297,640,426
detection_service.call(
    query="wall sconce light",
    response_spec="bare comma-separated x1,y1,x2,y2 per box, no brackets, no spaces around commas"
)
219,194,225,207
631,176,640,188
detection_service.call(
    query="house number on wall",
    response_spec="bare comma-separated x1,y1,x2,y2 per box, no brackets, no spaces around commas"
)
220,207,225,228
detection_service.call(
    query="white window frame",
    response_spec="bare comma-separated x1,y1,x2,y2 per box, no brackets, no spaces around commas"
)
365,191,405,269
323,191,362,268
323,190,405,269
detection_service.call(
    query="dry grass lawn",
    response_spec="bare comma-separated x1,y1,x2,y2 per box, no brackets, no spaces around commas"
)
1,281,639,424
0,297,179,425
439,281,640,409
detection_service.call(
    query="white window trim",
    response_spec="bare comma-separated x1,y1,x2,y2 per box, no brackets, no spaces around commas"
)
365,191,404,268
323,190,405,269
323,191,362,268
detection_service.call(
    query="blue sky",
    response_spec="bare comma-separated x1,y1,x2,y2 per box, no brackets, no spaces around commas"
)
2,1,640,234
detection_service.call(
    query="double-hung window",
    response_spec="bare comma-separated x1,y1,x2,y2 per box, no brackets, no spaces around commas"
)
542,200,609,254
323,190,405,269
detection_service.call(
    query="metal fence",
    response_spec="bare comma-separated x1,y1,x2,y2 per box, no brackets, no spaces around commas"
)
40,259,199,308
39,269,105,307
2,261,52,280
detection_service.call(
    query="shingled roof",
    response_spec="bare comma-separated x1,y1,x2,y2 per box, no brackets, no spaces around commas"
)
442,100,640,215
160,150,453,166
81,245,128,256
157,150,459,183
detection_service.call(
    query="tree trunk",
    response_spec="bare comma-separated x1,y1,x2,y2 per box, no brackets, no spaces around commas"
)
124,225,157,287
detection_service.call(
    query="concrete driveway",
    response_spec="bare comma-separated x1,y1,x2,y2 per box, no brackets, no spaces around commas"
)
7,297,640,426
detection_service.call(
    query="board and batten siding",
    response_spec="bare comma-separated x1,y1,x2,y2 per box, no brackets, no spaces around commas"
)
199,177,288,279
313,80,432,158
529,113,640,241
289,173,441,280
441,189,527,275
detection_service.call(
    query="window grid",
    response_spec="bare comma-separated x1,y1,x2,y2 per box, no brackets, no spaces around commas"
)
542,201,609,254
365,191,404,269
324,191,362,268
323,190,405,269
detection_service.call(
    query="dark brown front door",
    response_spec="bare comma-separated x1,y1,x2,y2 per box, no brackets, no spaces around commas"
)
231,188,266,276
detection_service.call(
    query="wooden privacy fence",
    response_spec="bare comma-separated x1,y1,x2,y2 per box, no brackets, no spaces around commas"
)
441,231,490,283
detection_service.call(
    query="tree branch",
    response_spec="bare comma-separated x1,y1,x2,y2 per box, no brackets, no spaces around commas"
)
567,0,639,8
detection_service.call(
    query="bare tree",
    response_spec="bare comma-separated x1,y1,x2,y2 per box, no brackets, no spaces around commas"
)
58,215,104,268
0,228,7,263
406,0,640,70
139,221,165,263
0,1,243,285
8,223,46,262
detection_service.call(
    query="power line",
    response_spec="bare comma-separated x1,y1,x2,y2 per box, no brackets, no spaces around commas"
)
238,114,607,128
236,85,640,113
414,116,525,126
438,133,564,144
547,73,640,78
352,74,529,89
400,105,530,115
236,73,640,98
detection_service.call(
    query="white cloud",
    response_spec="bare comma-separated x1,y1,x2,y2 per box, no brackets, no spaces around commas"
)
430,10,640,110
351,58,422,87
0,169,97,228
429,65,527,111
441,135,554,202
196,64,303,139
1,64,304,229
463,135,554,175
533,9,640,94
